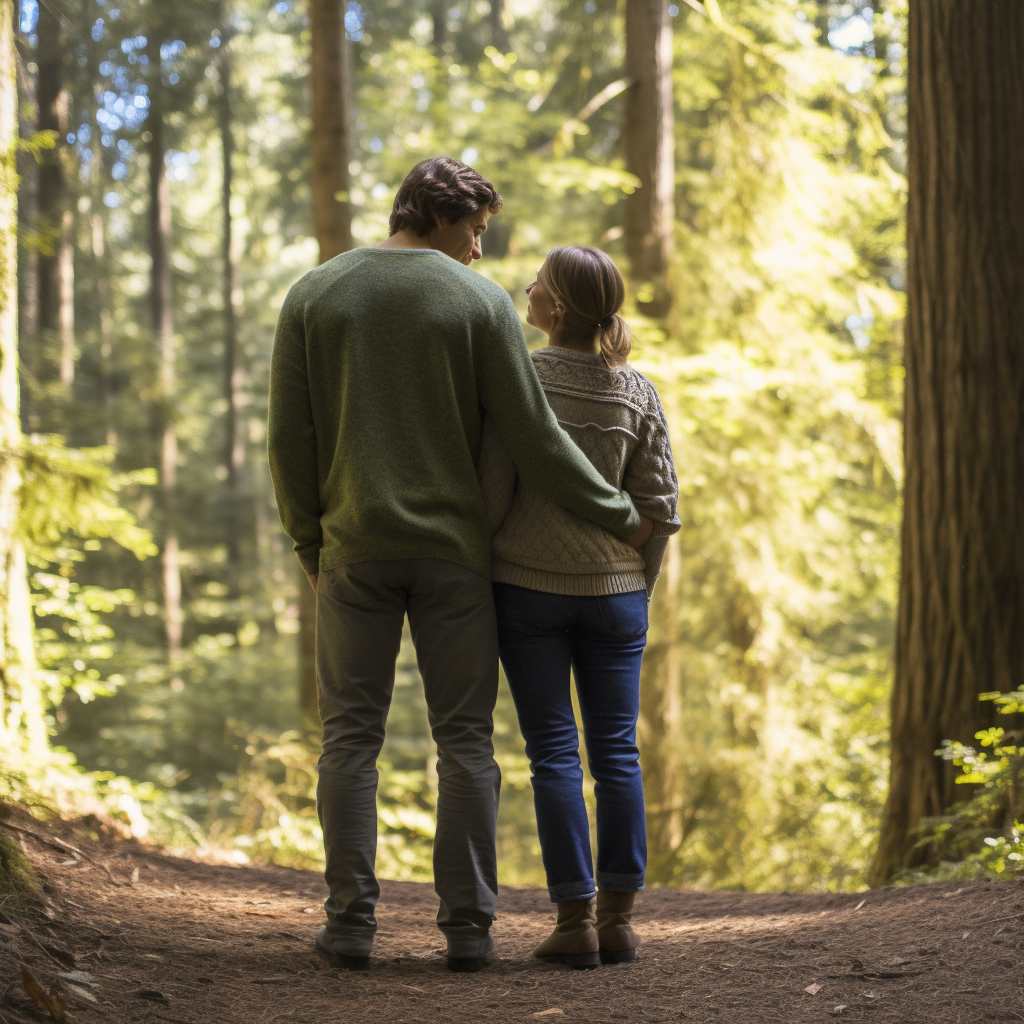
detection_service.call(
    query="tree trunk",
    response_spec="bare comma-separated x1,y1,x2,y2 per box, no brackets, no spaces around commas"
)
623,0,674,317
35,1,74,386
15,47,36,432
309,0,352,263
91,206,116,448
639,533,687,881
0,0,44,758
220,34,245,568
305,0,353,728
147,90,183,661
869,0,1024,885
489,0,511,53
814,0,831,47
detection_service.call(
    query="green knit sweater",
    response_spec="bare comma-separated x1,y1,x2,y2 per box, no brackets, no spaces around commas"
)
268,247,640,577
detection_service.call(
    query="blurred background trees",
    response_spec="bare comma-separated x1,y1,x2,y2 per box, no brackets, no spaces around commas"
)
12,0,1002,893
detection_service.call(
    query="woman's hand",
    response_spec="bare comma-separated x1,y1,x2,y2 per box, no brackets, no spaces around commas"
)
625,515,654,550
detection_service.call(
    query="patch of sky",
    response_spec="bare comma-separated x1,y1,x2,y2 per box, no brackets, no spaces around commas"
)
78,123,92,144
345,2,363,41
112,162,127,180
109,7,119,17
101,133,113,147
169,73,180,84
99,60,114,75
20,0,38,34
210,35,220,47
846,313,873,349
371,183,389,200
471,99,485,112
448,6,460,18
411,74,425,89
369,137,384,153
668,4,678,15
584,0,596,12
829,8,873,52
274,1,289,12
103,191,120,208
92,17,104,41
461,147,479,164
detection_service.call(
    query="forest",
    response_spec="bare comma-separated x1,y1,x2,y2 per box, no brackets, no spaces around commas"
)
1,0,1022,905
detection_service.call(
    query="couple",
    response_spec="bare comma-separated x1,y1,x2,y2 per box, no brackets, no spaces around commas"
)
268,157,679,973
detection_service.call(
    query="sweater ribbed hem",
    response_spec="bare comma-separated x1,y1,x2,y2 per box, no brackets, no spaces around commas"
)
491,559,646,596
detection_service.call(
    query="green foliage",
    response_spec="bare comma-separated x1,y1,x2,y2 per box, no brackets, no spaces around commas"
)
911,690,1024,881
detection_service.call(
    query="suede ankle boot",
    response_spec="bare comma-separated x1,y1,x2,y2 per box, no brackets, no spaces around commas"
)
532,897,600,969
595,890,640,964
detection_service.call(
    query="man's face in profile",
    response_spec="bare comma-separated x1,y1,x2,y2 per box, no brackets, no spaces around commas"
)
432,208,490,266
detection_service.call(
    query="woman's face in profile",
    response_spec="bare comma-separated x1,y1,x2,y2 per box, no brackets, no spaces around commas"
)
525,271,558,336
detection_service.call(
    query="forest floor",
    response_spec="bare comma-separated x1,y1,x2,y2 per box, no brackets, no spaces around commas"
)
1,806,1022,1024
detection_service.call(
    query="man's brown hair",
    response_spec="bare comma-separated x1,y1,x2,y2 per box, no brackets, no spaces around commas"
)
389,157,503,237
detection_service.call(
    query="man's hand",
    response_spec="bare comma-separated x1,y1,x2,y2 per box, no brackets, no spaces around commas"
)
307,573,318,594
626,515,654,550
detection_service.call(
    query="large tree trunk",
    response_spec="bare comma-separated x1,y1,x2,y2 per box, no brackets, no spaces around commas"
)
869,0,1024,885
0,0,44,758
147,91,183,661
220,33,245,569
35,1,74,387
304,0,353,728
15,47,36,432
623,0,674,317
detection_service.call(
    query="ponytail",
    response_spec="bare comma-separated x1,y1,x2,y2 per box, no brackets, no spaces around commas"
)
597,313,632,369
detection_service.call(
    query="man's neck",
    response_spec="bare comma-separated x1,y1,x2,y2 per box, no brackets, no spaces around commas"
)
378,229,437,251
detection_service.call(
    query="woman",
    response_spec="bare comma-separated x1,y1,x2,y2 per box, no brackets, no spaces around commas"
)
478,246,680,968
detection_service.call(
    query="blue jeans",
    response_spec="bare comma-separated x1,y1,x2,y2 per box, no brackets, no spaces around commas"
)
493,583,647,903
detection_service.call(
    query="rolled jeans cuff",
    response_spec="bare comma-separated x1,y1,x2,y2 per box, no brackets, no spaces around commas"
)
549,879,598,903
596,871,645,893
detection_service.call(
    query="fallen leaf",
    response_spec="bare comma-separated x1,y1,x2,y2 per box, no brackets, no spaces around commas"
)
302,907,316,914
832,1007,847,1016
245,911,281,918
131,866,140,884
21,968,67,1023
57,971,96,988
804,983,822,995
962,931,970,940
134,988,170,1005
941,888,964,898
863,991,877,1000
854,899,866,911
400,984,426,993
143,954,164,960
533,1011,565,1018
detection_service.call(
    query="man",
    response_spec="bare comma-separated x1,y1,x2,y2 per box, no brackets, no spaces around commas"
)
268,157,651,973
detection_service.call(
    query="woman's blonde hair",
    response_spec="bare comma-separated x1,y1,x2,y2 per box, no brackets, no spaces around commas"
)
537,246,632,368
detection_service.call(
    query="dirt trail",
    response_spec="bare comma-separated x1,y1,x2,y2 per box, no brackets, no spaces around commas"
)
1,811,1022,1024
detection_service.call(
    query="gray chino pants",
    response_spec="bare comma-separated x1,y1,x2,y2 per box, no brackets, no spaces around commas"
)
315,558,501,958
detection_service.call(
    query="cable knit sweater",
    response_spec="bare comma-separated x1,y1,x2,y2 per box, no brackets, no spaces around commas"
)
478,346,680,600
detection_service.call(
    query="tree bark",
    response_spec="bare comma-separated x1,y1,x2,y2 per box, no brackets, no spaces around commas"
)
305,0,353,728
0,0,44,758
15,46,36,432
489,0,511,53
623,0,674,317
220,33,245,568
147,89,183,660
35,1,74,386
309,0,352,263
869,0,1024,885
